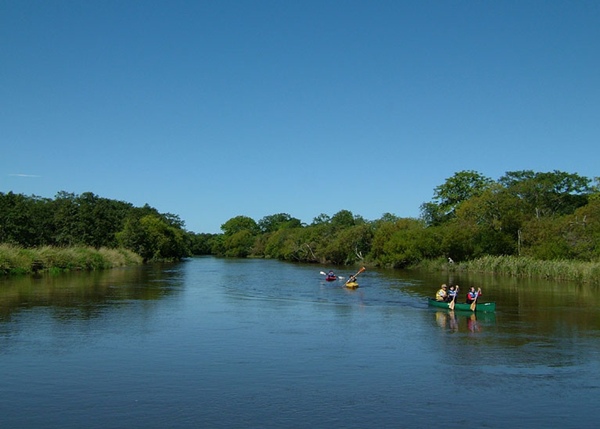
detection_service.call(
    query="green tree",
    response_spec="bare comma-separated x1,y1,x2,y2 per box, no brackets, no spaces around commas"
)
330,210,355,229
219,216,259,257
117,214,188,261
258,213,302,233
421,170,493,225
223,230,256,257
0,192,53,246
499,170,591,219
311,213,331,225
221,216,259,236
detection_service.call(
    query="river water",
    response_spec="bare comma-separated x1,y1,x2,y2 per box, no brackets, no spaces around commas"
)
1,256,598,428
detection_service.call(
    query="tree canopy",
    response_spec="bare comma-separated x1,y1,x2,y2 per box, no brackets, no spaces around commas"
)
2,169,598,267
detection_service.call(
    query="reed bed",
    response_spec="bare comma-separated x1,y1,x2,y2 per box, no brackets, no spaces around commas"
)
0,244,142,275
416,255,600,285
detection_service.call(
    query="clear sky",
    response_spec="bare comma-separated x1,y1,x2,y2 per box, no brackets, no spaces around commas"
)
2,0,599,233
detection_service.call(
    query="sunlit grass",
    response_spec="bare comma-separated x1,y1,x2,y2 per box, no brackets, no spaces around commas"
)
414,255,600,284
0,244,143,275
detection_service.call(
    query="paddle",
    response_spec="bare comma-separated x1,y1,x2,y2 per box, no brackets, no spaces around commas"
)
346,267,366,285
448,285,458,310
469,288,481,311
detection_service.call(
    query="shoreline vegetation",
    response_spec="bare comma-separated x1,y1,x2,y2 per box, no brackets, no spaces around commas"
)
415,255,600,284
2,243,599,285
0,244,143,275
2,170,599,283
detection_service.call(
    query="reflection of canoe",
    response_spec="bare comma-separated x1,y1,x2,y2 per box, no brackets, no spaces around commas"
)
325,276,337,281
345,281,359,289
427,299,496,312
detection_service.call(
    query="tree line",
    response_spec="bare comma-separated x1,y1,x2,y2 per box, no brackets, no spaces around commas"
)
2,170,599,268
0,191,189,261
202,170,600,267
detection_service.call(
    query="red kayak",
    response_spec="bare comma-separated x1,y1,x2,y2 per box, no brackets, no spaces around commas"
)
325,275,337,282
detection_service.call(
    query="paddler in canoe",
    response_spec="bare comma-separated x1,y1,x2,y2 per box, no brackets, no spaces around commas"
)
466,287,482,304
428,285,495,312
435,284,448,301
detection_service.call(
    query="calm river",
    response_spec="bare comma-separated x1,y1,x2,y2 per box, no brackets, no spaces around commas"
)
1,257,599,428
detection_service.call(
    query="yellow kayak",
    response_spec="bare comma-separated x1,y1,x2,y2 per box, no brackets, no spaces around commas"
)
345,281,359,289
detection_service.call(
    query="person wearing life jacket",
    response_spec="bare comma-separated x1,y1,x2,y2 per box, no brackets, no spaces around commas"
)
447,285,459,302
435,284,448,302
466,287,482,304
326,270,336,281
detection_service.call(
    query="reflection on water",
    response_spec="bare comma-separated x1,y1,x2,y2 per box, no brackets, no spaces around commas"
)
1,257,599,429
0,262,183,322
434,310,496,333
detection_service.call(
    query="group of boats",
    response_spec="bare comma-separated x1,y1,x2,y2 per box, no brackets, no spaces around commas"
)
321,267,365,289
322,268,496,312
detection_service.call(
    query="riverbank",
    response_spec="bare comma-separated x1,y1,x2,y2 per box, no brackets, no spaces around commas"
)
0,244,143,275
415,255,600,284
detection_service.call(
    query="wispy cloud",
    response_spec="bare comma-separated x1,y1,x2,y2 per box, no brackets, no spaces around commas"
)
9,173,41,178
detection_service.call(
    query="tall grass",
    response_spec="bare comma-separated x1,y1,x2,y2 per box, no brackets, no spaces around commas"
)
0,244,143,275
414,255,600,285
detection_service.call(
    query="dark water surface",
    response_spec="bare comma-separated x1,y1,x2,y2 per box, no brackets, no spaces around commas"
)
1,257,598,428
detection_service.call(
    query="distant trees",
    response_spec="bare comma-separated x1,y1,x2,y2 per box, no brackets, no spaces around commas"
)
205,169,598,267
0,191,190,262
2,169,598,268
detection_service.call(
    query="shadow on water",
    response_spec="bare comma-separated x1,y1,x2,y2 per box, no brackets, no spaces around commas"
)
0,262,185,322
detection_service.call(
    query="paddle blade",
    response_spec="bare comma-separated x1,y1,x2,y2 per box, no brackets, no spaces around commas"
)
470,301,476,311
320,271,326,276
449,300,455,310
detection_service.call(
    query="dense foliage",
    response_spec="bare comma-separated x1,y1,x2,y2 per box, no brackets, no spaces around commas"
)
201,170,600,268
0,191,191,262
2,170,599,273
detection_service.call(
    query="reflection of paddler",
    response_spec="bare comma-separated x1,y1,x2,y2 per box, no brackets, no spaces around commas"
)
448,311,458,331
435,311,447,328
467,313,480,332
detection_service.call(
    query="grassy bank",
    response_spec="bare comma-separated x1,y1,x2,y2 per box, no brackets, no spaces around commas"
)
416,255,600,285
0,244,143,275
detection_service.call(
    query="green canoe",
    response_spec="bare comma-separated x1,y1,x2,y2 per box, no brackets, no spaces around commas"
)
427,298,496,313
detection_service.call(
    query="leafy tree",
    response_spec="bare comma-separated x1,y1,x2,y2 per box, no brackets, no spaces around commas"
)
330,210,355,229
421,170,493,225
186,233,219,255
258,213,302,233
499,170,591,218
453,185,520,256
117,214,188,261
223,230,255,257
0,192,52,246
221,216,259,236
378,218,428,268
322,224,373,265
566,198,600,260
311,213,331,225
218,216,259,257
376,213,401,225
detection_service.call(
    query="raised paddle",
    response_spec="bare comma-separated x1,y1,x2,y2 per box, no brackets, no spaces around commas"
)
346,267,366,285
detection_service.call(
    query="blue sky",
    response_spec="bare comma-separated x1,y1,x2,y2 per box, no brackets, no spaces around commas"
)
2,0,599,233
